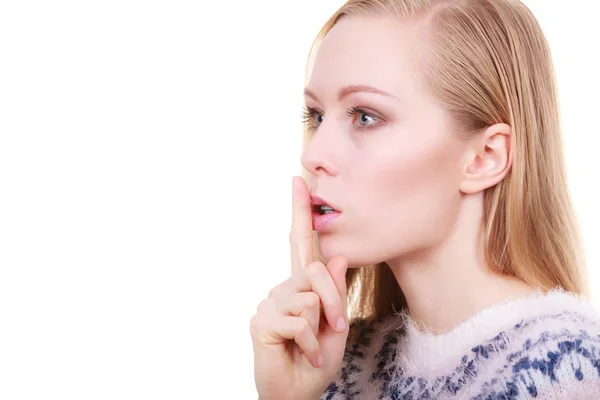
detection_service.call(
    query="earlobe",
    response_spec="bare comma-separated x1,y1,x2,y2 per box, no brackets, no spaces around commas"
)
459,123,512,195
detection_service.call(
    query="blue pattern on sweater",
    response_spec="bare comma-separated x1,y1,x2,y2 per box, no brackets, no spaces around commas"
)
321,310,600,399
323,318,377,400
473,328,600,399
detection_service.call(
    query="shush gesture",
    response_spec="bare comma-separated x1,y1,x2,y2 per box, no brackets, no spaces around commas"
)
250,176,349,400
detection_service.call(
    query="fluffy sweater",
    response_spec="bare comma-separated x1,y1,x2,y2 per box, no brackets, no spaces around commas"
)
320,288,600,399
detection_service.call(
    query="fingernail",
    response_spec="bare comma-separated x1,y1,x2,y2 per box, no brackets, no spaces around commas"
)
316,355,324,367
336,316,346,332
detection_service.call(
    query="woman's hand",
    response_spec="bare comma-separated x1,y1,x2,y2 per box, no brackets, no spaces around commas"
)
250,176,349,400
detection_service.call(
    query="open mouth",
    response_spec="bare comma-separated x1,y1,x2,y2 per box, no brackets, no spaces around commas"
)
312,204,337,215
309,195,342,231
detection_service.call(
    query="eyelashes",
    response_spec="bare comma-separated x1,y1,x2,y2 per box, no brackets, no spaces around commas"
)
301,107,322,131
301,106,383,134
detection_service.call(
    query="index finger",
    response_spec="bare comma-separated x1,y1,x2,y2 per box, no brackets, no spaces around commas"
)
290,176,314,274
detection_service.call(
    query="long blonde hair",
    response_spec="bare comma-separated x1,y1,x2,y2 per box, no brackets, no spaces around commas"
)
301,0,589,322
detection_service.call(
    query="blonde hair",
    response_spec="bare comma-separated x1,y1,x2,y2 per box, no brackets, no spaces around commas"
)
301,0,589,322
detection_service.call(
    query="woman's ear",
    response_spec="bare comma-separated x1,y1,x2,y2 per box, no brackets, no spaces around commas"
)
459,123,513,194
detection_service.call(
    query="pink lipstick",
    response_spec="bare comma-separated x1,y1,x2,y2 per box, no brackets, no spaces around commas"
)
310,195,341,232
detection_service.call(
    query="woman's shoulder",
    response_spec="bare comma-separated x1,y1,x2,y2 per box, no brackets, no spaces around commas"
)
508,287,600,339
473,288,600,398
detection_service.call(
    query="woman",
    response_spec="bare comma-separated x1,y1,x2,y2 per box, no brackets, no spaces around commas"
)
250,0,600,398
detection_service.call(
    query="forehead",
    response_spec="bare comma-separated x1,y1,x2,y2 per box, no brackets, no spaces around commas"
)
308,16,425,100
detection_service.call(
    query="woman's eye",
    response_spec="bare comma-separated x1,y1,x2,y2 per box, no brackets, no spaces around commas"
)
347,107,380,129
302,106,381,133
357,111,376,126
302,107,323,131
314,113,324,126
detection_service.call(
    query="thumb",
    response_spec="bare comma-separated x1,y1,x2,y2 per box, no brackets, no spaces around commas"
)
326,255,349,310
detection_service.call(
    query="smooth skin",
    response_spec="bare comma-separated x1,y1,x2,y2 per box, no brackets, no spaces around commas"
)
250,176,349,400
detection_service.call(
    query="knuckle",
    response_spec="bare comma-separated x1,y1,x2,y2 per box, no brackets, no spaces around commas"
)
305,261,323,278
268,285,281,299
249,314,263,335
303,292,320,309
256,298,269,314
298,319,313,336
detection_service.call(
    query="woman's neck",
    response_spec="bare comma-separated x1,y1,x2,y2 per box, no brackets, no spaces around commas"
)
386,196,538,335
393,263,538,335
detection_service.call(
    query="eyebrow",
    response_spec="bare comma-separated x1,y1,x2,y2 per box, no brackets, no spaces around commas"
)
303,84,399,103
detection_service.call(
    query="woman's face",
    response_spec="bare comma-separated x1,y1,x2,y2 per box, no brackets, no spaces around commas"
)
302,16,469,267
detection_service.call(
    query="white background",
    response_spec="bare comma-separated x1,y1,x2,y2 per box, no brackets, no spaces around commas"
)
0,1,598,399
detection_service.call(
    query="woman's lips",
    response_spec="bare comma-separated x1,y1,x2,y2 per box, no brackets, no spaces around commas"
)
311,209,341,232
309,193,341,231
309,194,339,211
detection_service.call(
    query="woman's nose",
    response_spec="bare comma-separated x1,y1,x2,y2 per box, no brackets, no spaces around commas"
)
300,124,339,177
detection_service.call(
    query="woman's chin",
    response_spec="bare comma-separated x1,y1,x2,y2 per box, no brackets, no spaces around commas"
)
317,242,374,268
317,231,402,268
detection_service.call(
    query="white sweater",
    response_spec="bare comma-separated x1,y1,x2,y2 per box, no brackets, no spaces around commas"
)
321,288,600,399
